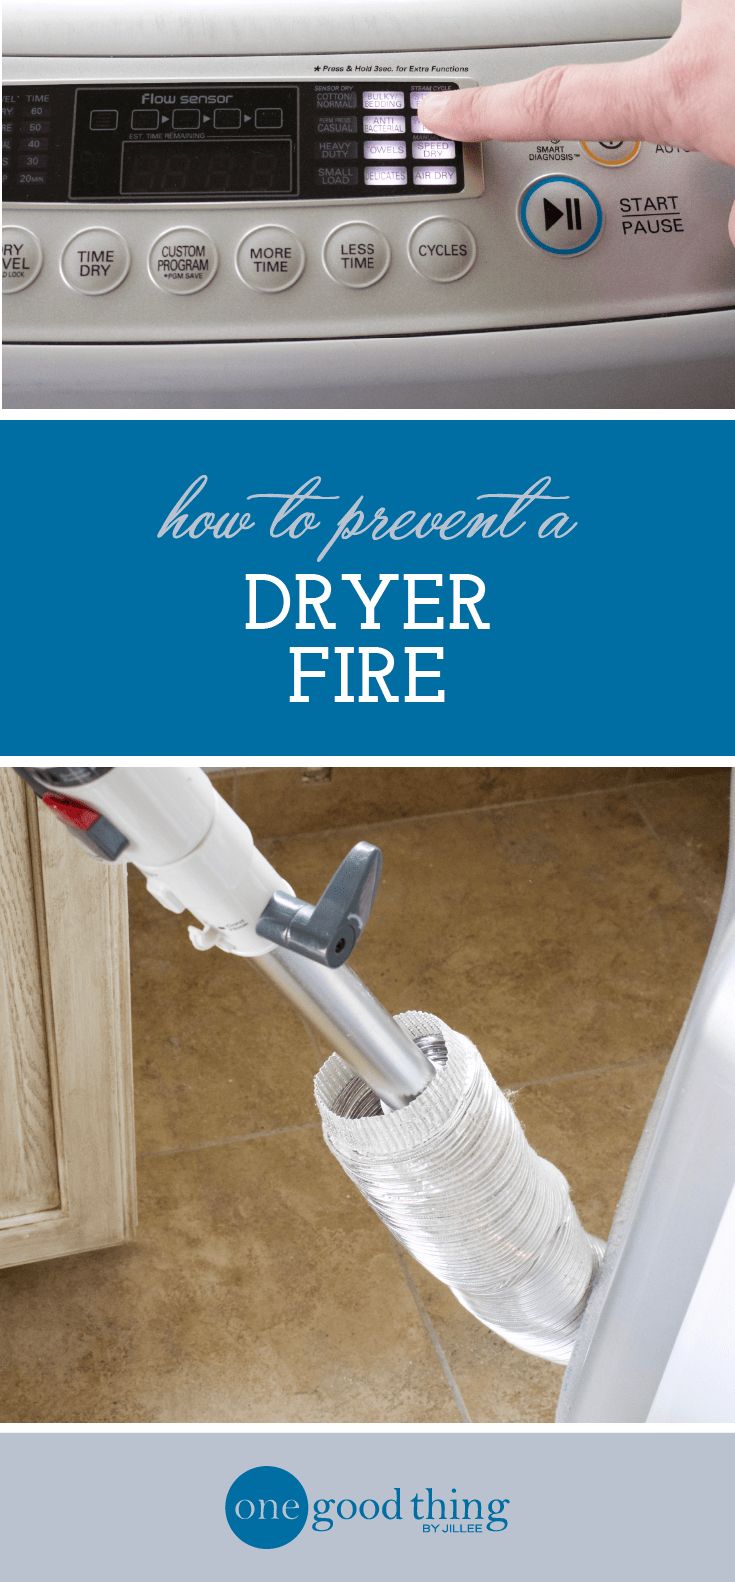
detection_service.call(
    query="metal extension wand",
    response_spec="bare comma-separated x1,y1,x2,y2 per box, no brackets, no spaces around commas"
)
16,766,434,1110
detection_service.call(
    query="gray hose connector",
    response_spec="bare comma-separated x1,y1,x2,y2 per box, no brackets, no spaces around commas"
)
315,1011,603,1364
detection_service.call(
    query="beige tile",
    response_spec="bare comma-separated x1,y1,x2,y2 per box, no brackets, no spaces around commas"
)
261,793,713,1088
409,1059,666,1423
129,869,320,1152
0,1128,460,1423
630,771,730,921
232,766,637,839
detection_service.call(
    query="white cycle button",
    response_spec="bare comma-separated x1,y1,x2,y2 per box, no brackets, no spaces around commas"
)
518,176,604,256
148,228,218,295
408,217,476,282
580,139,641,167
322,222,390,288
236,226,305,293
60,227,130,294
2,226,43,293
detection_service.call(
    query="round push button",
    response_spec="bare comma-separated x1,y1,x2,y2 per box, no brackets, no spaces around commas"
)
580,139,641,168
2,226,43,293
148,228,218,294
322,222,390,288
236,226,305,293
408,217,476,282
518,176,604,257
60,227,130,294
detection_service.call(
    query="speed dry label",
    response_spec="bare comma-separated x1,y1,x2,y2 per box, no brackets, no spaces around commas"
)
619,194,684,236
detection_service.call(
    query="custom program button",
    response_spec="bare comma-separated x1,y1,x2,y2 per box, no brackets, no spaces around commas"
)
518,176,603,256
148,228,218,294
408,217,476,282
322,222,390,288
60,227,130,293
580,139,641,167
236,225,305,292
2,225,43,293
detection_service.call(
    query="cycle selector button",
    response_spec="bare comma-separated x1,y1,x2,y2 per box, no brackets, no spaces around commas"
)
518,176,604,256
148,228,218,294
322,222,390,288
580,139,641,167
236,225,305,292
2,226,43,293
408,217,476,282
60,227,131,293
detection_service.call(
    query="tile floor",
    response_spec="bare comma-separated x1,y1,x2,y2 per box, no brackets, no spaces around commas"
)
0,770,729,1423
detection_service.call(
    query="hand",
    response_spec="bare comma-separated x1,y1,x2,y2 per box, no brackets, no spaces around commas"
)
419,0,735,244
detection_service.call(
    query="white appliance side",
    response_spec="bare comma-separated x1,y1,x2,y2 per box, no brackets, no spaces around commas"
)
647,1183,735,1423
3,0,681,56
6,312,735,409
558,774,735,1423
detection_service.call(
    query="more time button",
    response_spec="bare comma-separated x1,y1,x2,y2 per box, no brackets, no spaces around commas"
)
518,175,604,256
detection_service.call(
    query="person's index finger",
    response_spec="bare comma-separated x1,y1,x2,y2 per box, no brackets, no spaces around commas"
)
418,60,657,144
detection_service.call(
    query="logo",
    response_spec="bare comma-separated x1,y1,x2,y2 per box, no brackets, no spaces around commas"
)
225,1466,309,1549
225,1467,510,1547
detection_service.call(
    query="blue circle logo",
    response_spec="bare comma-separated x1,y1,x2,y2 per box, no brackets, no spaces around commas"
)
225,1466,308,1549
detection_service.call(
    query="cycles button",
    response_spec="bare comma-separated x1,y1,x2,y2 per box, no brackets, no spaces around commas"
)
236,225,305,292
322,222,390,288
60,227,130,293
408,217,476,282
518,176,603,256
2,225,43,293
580,139,641,167
148,227,218,294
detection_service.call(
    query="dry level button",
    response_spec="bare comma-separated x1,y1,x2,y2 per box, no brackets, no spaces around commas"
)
408,217,476,282
322,222,390,288
2,225,43,293
60,227,130,294
148,228,218,294
236,226,305,293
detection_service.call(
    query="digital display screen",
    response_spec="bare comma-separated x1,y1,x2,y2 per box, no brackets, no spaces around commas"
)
120,138,293,196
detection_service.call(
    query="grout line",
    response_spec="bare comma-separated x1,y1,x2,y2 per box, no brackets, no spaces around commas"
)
394,1245,473,1425
504,1052,667,1095
139,1120,321,1161
255,773,717,850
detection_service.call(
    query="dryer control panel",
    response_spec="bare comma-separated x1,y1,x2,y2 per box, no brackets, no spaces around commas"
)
4,44,735,347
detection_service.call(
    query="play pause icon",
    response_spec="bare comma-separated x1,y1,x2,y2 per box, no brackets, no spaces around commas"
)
543,195,583,232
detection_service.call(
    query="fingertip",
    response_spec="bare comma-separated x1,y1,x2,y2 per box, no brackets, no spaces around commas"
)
417,91,451,132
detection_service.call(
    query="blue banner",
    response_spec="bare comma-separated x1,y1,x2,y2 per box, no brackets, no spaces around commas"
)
1,418,732,753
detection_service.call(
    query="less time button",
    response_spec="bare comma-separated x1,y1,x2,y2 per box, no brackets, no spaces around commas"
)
322,223,391,288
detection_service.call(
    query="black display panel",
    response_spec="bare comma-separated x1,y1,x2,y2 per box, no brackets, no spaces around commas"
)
2,81,464,203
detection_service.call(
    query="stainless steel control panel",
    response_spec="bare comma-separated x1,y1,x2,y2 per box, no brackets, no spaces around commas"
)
4,44,735,345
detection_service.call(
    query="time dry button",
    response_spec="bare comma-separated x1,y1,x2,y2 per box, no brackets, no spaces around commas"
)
148,228,218,295
322,223,390,288
2,226,43,293
408,217,476,282
60,228,130,294
236,226,305,293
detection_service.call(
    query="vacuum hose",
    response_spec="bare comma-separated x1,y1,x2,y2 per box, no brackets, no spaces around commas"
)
316,1011,603,1364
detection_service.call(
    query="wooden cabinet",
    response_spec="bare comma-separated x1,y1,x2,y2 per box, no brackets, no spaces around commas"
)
0,771,136,1267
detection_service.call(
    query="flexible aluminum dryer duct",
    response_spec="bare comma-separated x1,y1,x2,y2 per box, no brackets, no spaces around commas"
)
316,1011,604,1364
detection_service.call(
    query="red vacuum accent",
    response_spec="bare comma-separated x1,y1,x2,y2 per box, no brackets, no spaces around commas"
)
42,793,100,831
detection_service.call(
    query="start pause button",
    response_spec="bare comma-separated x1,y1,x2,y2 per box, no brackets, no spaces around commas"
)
518,176,604,256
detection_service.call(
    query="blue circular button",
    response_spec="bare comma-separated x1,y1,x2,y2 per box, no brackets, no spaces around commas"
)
518,175,604,257
225,1465,308,1549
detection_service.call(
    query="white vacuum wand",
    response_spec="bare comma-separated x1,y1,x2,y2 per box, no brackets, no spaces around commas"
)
15,766,433,1110
17,766,602,1362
